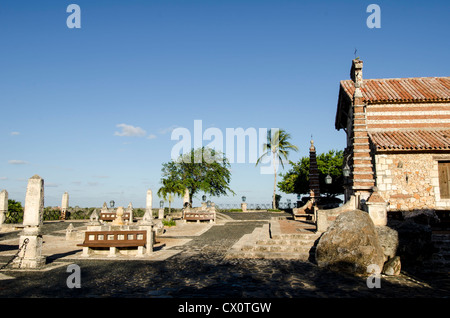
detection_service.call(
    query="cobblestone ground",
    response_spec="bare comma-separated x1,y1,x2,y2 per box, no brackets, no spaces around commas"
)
0,213,449,300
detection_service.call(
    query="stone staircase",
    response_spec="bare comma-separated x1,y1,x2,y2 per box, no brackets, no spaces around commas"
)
226,221,322,261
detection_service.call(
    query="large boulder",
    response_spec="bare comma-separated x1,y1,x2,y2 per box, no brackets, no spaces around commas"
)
315,209,385,276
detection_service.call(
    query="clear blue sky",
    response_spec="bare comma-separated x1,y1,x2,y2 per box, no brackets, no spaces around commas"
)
1,0,449,208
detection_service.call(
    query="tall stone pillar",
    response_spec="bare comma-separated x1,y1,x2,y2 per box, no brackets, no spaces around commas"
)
13,175,46,268
145,189,153,221
60,192,69,220
183,188,190,208
0,190,8,226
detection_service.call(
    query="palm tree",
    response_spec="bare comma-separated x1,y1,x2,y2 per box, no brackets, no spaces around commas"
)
157,178,185,214
256,129,299,209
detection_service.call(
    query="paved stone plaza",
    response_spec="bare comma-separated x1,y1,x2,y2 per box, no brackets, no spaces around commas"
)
0,212,449,298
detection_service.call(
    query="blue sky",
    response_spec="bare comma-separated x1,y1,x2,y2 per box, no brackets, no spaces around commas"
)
1,0,449,208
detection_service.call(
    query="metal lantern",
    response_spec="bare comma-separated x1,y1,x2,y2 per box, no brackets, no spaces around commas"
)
343,163,351,177
325,174,332,184
297,194,301,200
242,196,246,202
159,200,164,208
207,200,211,208
202,195,207,202
109,200,115,208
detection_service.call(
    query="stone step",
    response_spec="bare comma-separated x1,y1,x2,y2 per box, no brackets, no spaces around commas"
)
271,233,322,241
225,250,312,261
255,238,318,246
241,244,315,253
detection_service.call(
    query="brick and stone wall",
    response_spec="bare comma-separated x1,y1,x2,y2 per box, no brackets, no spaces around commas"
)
374,153,450,211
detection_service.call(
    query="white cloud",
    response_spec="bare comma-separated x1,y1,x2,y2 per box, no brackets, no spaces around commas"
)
158,125,179,135
0,177,8,180
114,124,146,137
147,134,157,140
10,132,20,136
8,160,28,165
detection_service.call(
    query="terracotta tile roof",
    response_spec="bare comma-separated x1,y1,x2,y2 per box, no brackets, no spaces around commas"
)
341,77,450,103
369,130,450,151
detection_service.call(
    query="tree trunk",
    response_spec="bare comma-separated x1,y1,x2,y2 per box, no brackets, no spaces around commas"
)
273,152,277,210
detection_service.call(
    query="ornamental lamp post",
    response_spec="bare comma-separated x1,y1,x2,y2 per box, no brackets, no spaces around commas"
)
242,196,246,202
110,200,115,208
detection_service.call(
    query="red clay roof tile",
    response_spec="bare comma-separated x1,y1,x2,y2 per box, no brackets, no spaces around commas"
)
369,130,450,151
341,77,450,103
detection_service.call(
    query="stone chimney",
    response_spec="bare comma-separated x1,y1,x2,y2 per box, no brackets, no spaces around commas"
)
349,59,375,207
350,59,363,84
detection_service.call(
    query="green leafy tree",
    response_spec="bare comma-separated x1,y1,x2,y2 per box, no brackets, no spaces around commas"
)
160,147,235,205
278,149,344,198
157,177,185,214
256,129,299,209
6,199,24,223
8,199,23,213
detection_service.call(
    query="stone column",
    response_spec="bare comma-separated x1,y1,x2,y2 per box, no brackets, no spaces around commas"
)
241,202,247,212
139,214,154,255
183,188,190,207
60,192,69,220
126,202,134,223
13,175,46,268
0,190,8,226
146,189,153,219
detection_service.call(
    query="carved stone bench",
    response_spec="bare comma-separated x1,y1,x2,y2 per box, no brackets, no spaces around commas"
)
99,212,131,222
77,230,147,257
183,212,215,223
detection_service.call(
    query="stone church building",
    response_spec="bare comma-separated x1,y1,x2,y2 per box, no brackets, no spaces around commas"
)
335,59,450,219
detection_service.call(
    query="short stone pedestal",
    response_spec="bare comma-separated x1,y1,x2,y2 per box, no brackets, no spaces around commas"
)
241,203,247,212
158,208,164,219
14,227,46,268
365,191,388,226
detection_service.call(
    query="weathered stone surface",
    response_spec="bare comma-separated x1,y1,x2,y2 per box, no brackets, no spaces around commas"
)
383,256,401,276
146,189,152,212
315,209,385,276
0,189,7,225
376,225,399,261
23,175,44,227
